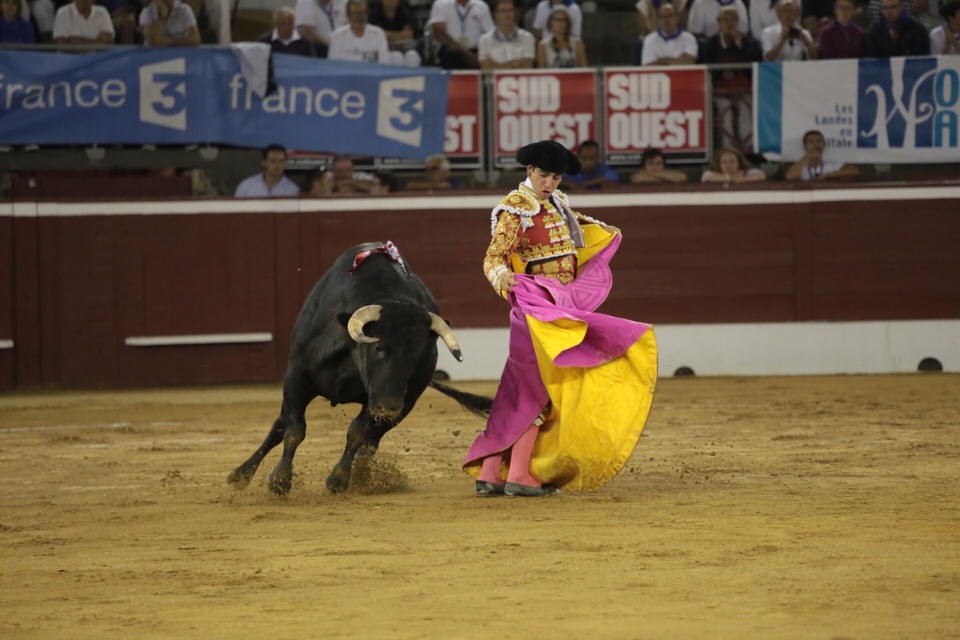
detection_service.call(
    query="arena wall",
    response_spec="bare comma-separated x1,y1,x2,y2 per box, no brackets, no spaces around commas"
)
1,182,958,390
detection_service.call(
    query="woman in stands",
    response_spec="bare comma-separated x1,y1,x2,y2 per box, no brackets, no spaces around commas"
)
701,147,767,184
536,7,587,68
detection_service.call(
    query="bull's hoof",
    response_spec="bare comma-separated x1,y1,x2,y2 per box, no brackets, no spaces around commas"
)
268,472,292,496
227,465,256,490
325,469,350,493
355,444,377,459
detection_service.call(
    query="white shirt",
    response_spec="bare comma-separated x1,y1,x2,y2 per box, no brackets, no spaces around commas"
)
762,23,814,60
641,28,698,65
328,24,391,63
749,0,779,42
800,158,845,181
234,174,302,198
531,0,583,38
294,0,347,45
687,0,748,38
929,25,960,55
52,2,114,40
478,27,536,65
428,0,494,49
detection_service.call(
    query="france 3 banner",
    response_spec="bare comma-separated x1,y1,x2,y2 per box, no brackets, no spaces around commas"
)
492,69,597,168
754,57,960,163
602,67,708,164
0,48,448,160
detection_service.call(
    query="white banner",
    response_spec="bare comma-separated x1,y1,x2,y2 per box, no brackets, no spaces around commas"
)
754,57,960,163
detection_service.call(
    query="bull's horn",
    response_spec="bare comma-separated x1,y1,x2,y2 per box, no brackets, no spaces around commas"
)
429,313,463,362
347,305,382,343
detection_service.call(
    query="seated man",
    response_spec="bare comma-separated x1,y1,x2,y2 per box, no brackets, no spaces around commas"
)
235,144,302,198
404,154,467,191
294,0,346,58
259,6,316,57
762,0,817,61
53,0,114,44
630,148,689,184
562,140,620,192
332,155,378,194
818,0,865,59
328,0,391,64
478,0,535,70
641,3,698,66
428,0,493,70
139,0,200,46
864,0,930,57
785,130,859,182
929,0,959,55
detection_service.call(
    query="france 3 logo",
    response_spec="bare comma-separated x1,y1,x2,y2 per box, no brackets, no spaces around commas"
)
857,57,959,150
139,59,187,131
377,76,425,147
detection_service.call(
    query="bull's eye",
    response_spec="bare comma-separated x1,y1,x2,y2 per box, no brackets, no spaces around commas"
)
374,344,383,354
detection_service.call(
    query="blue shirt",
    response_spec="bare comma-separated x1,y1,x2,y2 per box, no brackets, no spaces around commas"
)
0,18,37,44
234,174,302,198
563,163,619,190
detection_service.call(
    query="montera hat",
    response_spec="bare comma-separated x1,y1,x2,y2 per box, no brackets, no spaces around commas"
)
516,140,581,176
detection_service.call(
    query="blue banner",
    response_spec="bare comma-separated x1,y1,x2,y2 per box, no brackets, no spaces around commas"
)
0,48,448,160
753,56,960,163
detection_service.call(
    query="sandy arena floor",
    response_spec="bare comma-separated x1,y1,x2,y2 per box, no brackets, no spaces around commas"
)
1,374,958,639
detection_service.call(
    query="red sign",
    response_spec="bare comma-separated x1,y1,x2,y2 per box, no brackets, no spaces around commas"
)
603,67,707,164
444,72,482,168
493,70,597,168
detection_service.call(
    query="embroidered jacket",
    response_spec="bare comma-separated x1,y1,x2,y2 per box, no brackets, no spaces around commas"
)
483,182,601,291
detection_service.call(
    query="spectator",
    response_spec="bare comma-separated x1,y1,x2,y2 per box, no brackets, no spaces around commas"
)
785,130,859,181
139,0,200,46
530,0,582,41
630,148,689,184
98,0,137,44
930,0,960,54
819,0,865,58
259,7,317,57
234,144,302,198
428,0,493,70
332,155,378,194
702,6,761,151
307,168,336,197
24,0,55,42
537,7,588,67
561,140,619,192
372,170,400,194
636,0,686,38
641,3,698,66
328,0,392,64
1,0,36,43
405,154,467,190
369,0,420,55
478,0,535,70
294,0,346,58
801,0,833,41
864,0,930,55
687,0,749,39
701,147,766,183
762,0,817,60
749,0,781,41
902,0,943,31
53,0,115,44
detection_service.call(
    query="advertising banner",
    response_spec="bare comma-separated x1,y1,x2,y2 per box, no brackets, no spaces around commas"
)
492,69,597,168
0,48,448,160
603,66,708,164
754,56,960,163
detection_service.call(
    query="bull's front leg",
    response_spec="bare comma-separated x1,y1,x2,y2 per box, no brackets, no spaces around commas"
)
266,408,307,496
326,407,381,493
227,415,286,489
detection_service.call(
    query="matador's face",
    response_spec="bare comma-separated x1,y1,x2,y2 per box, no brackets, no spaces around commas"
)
527,166,563,200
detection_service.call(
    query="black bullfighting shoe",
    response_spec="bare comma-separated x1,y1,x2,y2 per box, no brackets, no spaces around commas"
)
475,480,506,496
504,482,559,497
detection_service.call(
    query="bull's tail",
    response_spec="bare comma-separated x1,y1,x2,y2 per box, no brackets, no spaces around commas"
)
428,380,493,419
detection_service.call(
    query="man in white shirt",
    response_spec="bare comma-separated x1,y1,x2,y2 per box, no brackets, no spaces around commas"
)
478,0,535,69
139,0,200,46
687,0,748,39
641,3,698,65
785,130,859,181
235,145,302,198
294,0,347,58
428,0,494,69
328,0,390,63
530,0,582,41
762,0,817,60
930,0,960,54
52,0,114,43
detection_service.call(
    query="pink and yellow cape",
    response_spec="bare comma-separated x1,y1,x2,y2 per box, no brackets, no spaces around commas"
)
463,225,658,491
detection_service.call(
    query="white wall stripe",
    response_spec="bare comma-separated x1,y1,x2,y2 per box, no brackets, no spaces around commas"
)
125,333,273,346
0,339,13,349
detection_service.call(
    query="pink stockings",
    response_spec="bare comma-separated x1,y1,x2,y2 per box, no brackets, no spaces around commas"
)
476,423,542,488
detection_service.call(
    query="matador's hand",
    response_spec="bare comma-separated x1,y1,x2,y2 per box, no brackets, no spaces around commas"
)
496,271,517,294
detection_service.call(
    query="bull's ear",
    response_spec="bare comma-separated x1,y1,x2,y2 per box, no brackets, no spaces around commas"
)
336,312,351,328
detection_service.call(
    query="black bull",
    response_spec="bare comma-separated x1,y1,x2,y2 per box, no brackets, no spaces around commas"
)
228,242,492,494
